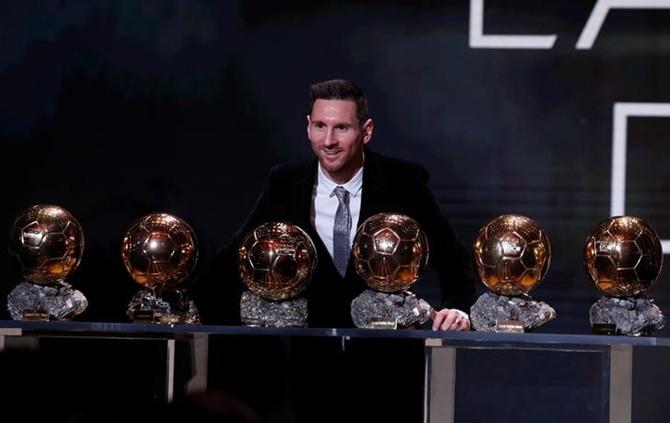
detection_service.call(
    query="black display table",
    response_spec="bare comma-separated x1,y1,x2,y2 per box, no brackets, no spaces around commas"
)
1,321,668,422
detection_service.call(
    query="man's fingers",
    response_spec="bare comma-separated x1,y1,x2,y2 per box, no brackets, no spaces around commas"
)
432,311,444,331
439,311,458,331
432,309,470,331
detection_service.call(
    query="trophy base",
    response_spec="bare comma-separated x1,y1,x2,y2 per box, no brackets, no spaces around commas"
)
590,295,665,336
470,291,556,332
350,289,433,329
127,289,200,324
7,281,88,321
240,290,308,327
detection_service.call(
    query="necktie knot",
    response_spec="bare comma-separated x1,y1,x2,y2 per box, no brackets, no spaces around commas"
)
333,186,349,205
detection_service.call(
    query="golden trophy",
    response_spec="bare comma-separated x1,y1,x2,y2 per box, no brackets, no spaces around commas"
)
350,213,433,329
585,216,664,336
7,205,88,320
238,222,317,327
121,213,199,324
471,214,555,332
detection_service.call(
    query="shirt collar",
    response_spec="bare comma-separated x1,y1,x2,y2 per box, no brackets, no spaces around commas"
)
317,163,364,197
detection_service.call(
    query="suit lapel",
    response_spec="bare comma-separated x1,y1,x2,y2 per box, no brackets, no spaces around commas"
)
291,160,336,274
359,150,389,224
295,159,317,228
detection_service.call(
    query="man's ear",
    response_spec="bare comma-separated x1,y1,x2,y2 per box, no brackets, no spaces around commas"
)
362,118,374,144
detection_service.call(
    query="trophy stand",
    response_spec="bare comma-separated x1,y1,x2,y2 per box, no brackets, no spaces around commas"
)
350,289,433,329
237,222,318,328
7,280,88,321
127,287,200,324
584,216,665,337
8,204,88,321
240,290,308,327
350,213,433,330
470,291,556,333
589,296,664,336
121,213,200,325
471,214,555,333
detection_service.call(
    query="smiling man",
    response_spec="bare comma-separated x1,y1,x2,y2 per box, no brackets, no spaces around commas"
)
198,79,476,330
193,79,478,422
306,79,475,330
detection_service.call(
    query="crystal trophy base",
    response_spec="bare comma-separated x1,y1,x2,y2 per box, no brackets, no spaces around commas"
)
350,289,433,329
127,288,200,324
470,291,556,333
589,295,665,336
7,280,88,321
240,290,307,327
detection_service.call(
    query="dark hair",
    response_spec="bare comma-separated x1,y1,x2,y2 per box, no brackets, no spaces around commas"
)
309,79,369,124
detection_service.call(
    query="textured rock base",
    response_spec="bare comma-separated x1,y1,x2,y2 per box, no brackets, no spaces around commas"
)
240,290,308,327
590,296,665,336
127,289,200,324
350,289,433,329
7,281,88,320
470,291,556,332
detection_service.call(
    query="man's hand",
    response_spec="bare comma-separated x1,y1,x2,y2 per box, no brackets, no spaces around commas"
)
431,308,470,331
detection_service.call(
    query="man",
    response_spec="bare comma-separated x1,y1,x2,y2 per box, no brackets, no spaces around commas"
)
194,79,477,422
195,78,475,330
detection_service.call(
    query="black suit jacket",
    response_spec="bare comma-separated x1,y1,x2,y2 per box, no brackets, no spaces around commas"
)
194,150,476,327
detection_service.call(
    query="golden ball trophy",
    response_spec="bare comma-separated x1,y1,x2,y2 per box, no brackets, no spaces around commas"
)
238,222,317,327
7,205,88,320
470,214,555,332
122,213,200,324
350,213,433,329
585,216,664,336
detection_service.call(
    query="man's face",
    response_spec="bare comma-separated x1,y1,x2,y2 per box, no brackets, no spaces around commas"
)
307,99,373,184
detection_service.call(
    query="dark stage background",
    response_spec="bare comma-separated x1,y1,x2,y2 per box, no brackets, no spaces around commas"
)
2,1,670,335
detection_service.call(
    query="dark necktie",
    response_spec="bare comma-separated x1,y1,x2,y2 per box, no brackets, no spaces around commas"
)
332,186,351,277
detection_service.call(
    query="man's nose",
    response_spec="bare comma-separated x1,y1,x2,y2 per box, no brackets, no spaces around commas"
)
323,128,337,146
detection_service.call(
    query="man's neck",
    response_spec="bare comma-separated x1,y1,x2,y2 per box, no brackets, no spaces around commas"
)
319,164,364,187
321,153,365,185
